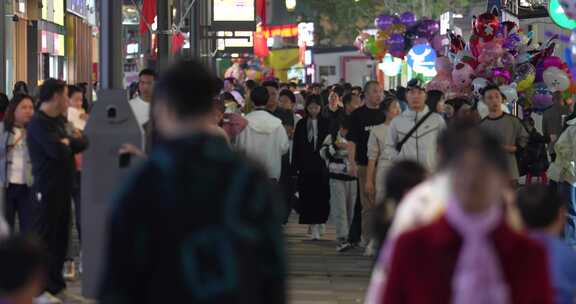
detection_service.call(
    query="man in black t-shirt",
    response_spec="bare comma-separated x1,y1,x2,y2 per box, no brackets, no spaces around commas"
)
346,81,385,257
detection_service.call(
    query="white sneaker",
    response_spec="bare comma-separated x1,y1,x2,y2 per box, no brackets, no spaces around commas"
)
34,292,63,304
63,260,77,281
56,289,87,303
363,240,376,257
311,225,321,240
336,242,353,252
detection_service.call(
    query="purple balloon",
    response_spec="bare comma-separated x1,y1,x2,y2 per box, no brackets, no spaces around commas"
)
425,20,440,37
387,33,405,51
400,12,417,27
375,14,395,30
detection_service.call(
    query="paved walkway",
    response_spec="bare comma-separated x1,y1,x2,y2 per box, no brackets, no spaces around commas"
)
285,219,373,304
64,218,374,304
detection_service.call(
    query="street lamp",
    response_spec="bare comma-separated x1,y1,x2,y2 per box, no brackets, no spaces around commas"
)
286,0,296,12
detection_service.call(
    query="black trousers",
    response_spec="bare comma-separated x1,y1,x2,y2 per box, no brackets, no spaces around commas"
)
4,184,41,233
347,181,362,244
71,172,82,244
36,187,72,294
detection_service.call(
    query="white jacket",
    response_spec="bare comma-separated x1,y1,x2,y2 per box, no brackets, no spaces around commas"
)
548,117,576,186
236,110,290,180
385,107,446,171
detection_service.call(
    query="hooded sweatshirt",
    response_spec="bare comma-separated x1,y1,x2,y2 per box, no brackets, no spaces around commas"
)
236,110,290,180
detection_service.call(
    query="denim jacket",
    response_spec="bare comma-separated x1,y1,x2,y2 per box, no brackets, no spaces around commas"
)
0,123,34,187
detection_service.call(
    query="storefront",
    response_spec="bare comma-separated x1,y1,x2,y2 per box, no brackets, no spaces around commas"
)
4,0,30,94
40,0,66,81
66,0,93,86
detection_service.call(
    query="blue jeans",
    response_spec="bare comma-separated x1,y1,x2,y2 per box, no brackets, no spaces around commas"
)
563,184,576,246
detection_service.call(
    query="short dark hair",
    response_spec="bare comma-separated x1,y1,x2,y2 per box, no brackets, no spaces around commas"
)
262,80,279,90
446,97,472,114
0,236,47,296
342,93,355,106
13,81,28,95
220,92,237,103
331,85,345,97
251,86,270,107
38,78,67,103
363,81,380,94
518,185,565,229
385,160,427,204
482,84,502,97
153,60,219,119
245,79,258,91
437,122,508,174
139,68,157,79
279,89,296,104
68,85,83,98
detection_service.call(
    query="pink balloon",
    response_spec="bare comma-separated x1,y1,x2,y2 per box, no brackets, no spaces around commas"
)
478,41,503,64
500,52,516,68
451,63,475,89
432,34,446,54
426,75,451,93
475,63,492,79
435,56,452,77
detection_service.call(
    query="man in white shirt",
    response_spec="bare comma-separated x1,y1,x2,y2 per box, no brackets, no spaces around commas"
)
236,86,290,181
129,69,156,147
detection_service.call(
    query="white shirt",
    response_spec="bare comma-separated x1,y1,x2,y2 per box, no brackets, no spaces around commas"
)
129,96,151,149
0,215,8,239
129,96,151,130
8,128,26,185
236,110,290,180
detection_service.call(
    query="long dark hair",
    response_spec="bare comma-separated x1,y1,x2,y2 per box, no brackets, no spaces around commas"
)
4,94,34,133
305,94,323,118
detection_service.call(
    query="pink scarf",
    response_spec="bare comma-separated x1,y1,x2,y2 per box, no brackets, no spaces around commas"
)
444,199,510,304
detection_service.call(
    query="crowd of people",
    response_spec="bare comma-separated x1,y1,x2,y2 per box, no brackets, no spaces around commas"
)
0,57,574,304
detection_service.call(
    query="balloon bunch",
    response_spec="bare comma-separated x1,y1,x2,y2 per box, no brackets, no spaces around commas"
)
426,8,574,112
354,12,441,60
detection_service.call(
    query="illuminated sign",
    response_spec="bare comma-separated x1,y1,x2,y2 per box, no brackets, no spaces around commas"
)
407,44,437,77
298,22,314,47
42,0,65,26
379,54,403,76
549,0,576,29
213,0,255,22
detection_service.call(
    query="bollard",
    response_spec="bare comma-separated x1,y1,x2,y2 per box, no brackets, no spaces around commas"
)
81,89,142,298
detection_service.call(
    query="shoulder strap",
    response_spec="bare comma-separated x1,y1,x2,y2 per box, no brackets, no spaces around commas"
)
395,111,434,152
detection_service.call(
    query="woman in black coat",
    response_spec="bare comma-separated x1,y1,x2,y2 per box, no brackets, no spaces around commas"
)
292,94,331,240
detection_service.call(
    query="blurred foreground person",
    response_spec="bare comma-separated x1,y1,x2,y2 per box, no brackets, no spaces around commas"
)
0,236,47,304
518,185,576,304
99,60,286,304
382,125,553,304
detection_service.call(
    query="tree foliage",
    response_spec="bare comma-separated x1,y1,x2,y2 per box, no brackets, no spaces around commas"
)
296,0,470,47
